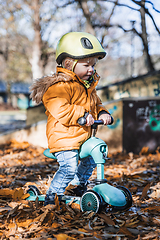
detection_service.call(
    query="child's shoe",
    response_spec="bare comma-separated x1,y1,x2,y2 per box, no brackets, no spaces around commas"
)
65,183,88,197
44,193,62,206
44,193,55,206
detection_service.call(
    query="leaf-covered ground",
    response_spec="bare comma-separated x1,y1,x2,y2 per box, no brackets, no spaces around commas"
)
0,140,160,240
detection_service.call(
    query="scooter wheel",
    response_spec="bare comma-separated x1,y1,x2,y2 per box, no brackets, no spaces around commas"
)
113,186,132,211
80,190,102,213
27,185,41,196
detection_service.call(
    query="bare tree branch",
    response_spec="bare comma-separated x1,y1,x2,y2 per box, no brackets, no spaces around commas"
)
77,0,95,34
100,0,118,44
144,7,160,34
145,0,160,13
132,0,160,34
55,0,76,8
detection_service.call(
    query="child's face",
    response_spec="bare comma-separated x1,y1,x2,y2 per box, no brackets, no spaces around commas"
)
74,57,97,80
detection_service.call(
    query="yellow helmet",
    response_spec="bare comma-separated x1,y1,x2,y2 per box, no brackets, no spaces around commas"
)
56,32,106,65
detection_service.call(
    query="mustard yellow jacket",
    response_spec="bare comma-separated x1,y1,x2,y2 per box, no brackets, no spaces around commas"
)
30,66,109,153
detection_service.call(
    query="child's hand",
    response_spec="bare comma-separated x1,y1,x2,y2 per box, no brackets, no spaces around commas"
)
98,113,112,125
86,114,95,126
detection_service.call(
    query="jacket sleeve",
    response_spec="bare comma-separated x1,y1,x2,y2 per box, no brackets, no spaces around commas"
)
43,82,86,126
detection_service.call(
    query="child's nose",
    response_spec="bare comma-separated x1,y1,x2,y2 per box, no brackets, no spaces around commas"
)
88,65,94,73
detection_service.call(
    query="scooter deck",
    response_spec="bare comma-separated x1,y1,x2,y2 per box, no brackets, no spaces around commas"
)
26,195,45,201
26,194,81,204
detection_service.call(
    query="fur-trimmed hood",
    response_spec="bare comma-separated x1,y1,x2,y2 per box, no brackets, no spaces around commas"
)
30,69,74,105
30,66,100,105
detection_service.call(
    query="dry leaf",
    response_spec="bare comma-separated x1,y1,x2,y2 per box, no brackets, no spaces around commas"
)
52,222,62,228
70,202,81,211
118,226,134,237
54,233,76,240
140,183,150,200
98,213,115,226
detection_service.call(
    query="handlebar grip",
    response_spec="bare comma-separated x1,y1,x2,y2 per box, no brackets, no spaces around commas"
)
93,120,104,125
110,116,114,125
77,117,87,125
77,112,89,125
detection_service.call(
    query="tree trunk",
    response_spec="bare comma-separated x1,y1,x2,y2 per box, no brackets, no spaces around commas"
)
30,0,43,80
140,0,155,72
77,0,95,35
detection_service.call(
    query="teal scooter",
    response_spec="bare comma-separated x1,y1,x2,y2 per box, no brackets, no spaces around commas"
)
26,118,132,213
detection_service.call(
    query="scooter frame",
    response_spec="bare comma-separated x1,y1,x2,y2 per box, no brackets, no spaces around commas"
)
26,120,132,213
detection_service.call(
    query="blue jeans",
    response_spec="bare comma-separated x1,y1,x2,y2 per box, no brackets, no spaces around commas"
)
47,150,96,196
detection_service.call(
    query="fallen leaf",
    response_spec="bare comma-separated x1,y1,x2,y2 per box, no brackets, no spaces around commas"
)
140,183,150,200
118,226,134,237
54,233,76,240
98,213,115,226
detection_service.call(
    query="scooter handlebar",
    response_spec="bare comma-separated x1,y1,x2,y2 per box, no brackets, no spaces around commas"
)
93,120,104,125
78,116,114,126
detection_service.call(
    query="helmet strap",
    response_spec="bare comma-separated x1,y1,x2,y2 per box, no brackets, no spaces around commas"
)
72,59,78,72
62,57,77,72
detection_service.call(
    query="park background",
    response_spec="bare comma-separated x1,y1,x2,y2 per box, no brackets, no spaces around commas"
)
0,0,159,154
0,1,160,239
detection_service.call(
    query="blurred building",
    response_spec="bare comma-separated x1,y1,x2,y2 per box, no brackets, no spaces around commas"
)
10,82,32,109
0,81,32,109
96,70,160,153
0,81,7,103
97,70,160,102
